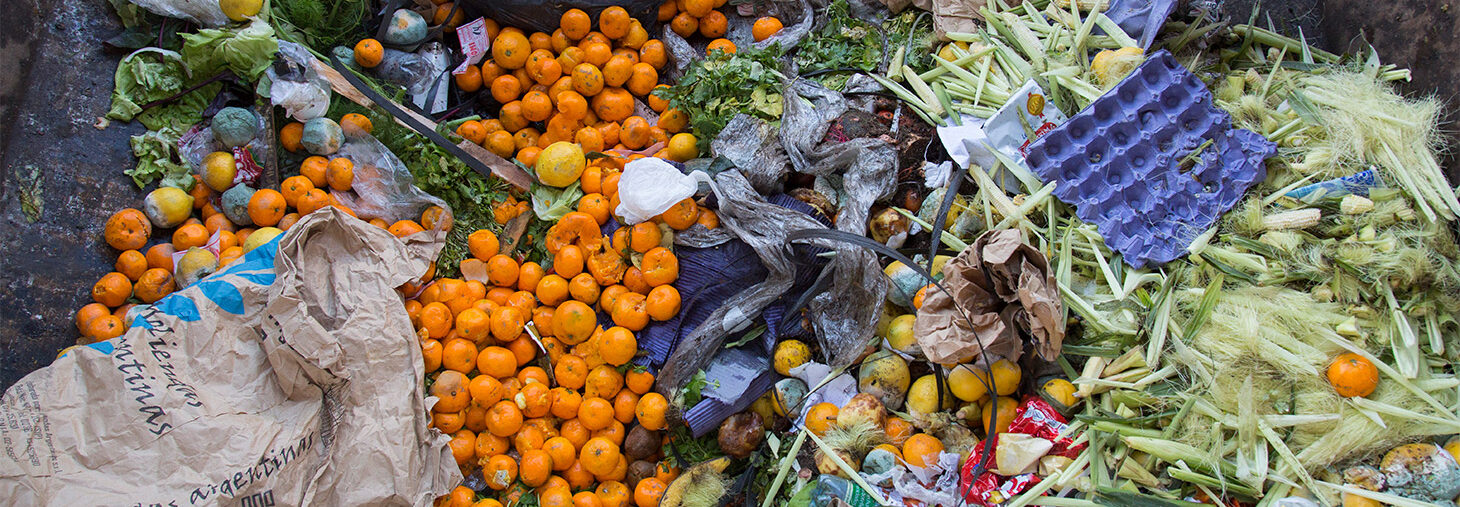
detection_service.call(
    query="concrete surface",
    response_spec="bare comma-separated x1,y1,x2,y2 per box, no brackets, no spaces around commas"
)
0,0,146,390
0,0,1456,390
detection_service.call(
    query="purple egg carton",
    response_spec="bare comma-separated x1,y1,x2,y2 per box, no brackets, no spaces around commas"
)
1024,50,1275,268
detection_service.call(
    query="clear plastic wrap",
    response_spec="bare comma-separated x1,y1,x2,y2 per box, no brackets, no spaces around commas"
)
128,0,230,27
664,80,898,389
267,41,332,121
331,133,452,236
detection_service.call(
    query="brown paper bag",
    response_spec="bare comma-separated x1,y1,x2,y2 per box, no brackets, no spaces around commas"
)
0,208,460,506
913,229,1064,365
875,0,985,38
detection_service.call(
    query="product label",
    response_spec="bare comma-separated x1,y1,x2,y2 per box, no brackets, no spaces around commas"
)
454,18,491,74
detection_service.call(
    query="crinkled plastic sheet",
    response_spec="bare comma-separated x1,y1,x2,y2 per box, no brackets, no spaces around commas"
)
665,79,896,389
373,48,437,96
659,26,698,83
129,0,229,27
332,133,452,236
656,171,840,391
781,79,898,369
751,0,815,52
710,114,790,194
268,41,333,121
673,222,736,248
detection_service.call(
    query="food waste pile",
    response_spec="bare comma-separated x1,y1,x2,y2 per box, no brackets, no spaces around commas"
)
11,0,1460,505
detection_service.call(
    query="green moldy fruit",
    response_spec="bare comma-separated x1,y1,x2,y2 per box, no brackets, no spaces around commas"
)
212,107,260,148
382,9,428,46
221,184,256,226
301,117,343,155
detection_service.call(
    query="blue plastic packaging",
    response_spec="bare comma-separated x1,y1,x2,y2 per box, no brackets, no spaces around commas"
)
1024,50,1276,268
1285,169,1379,200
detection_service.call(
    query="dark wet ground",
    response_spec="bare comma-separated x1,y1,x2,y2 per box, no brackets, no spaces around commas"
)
0,0,1455,389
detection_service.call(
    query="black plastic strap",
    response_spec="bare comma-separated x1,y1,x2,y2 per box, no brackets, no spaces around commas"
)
326,53,505,186
928,166,966,269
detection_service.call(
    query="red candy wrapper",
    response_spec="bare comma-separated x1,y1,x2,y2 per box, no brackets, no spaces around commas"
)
961,397,1087,505
960,468,1037,506
1009,396,1085,458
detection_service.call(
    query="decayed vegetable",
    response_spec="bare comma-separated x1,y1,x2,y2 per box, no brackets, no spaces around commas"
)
625,425,660,461
627,460,657,487
212,106,259,148
868,207,911,245
861,447,900,477
660,457,731,507
220,185,256,226
1380,443,1460,502
837,393,887,429
770,378,808,417
382,9,428,45
882,261,926,309
716,412,764,458
815,448,855,477
176,247,218,287
301,117,344,155
857,350,910,410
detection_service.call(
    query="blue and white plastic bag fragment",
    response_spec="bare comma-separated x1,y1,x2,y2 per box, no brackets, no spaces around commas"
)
0,209,460,506
1024,50,1276,268
1285,169,1379,201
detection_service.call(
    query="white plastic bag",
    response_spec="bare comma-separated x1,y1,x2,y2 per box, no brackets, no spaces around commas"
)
615,157,712,224
268,41,332,121
129,0,229,27
938,80,1066,193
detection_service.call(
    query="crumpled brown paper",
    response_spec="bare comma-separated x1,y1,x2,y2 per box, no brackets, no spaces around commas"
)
0,208,459,505
913,229,1064,364
878,0,985,39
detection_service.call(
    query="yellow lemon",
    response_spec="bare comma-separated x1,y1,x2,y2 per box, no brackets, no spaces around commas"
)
772,339,811,376
143,186,194,228
947,363,991,402
200,151,237,192
242,226,284,253
885,314,917,355
220,0,263,21
666,133,698,162
1041,378,1078,410
905,374,953,415
989,359,1022,396
535,141,586,187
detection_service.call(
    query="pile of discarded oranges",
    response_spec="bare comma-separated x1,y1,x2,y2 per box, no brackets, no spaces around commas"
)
352,6,707,166
417,163,722,505
76,113,389,345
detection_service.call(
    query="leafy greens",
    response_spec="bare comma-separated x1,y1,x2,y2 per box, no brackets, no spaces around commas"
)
792,0,883,90
655,46,786,150
180,20,280,81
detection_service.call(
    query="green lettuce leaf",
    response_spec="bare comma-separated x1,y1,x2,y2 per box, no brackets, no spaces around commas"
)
180,19,279,81
531,181,583,221
124,127,193,190
135,81,218,132
107,47,187,122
